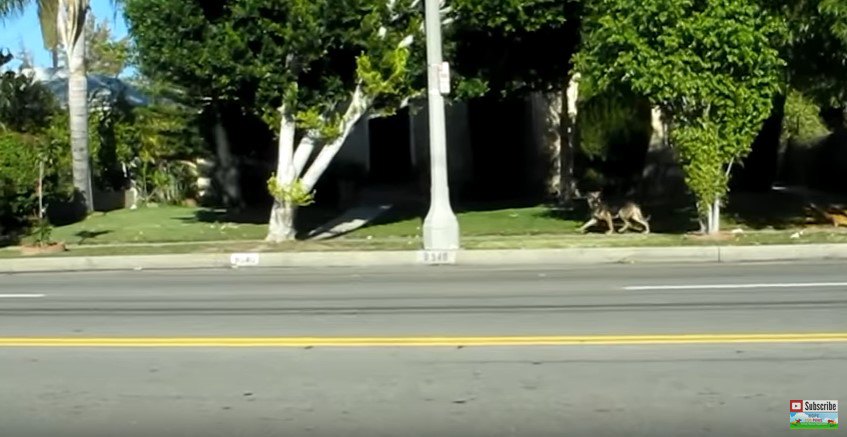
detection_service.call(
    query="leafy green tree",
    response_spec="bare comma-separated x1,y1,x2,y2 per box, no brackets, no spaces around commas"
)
576,0,786,233
447,0,579,97
125,0,424,241
54,12,130,76
782,0,847,109
86,14,130,77
448,0,582,203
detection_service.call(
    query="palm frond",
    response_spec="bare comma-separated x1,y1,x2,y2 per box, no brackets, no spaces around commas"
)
0,0,30,21
37,0,59,51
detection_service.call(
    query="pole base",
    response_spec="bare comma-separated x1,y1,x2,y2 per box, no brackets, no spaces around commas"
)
423,206,460,251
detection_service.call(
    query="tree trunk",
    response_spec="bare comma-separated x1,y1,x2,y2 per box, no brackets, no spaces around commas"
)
67,24,93,213
708,198,721,235
641,107,668,198
560,73,580,205
266,105,298,242
212,112,243,210
535,75,579,206
58,0,93,213
267,201,298,242
292,133,318,178
300,86,369,191
533,91,561,200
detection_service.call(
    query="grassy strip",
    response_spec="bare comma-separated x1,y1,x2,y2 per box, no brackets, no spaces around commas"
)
3,228,846,258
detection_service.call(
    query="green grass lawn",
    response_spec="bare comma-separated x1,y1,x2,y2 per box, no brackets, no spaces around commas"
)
35,204,584,245
8,199,847,256
43,205,269,245
355,206,582,238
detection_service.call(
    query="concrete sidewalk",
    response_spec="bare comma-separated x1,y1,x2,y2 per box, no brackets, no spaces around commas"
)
2,243,847,273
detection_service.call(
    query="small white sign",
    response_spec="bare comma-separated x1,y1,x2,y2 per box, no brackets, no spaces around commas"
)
438,62,451,95
230,252,260,267
418,250,457,265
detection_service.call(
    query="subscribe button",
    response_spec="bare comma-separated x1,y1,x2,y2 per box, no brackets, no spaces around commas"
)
790,400,838,429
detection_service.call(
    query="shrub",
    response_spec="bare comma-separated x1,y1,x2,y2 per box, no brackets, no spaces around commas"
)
575,87,652,194
0,132,40,230
46,101,206,204
781,88,831,147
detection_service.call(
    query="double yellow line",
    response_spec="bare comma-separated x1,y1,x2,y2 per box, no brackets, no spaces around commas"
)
0,333,846,347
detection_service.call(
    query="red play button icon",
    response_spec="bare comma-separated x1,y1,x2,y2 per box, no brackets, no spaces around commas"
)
790,400,803,412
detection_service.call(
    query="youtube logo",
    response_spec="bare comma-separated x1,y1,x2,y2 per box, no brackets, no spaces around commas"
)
790,400,803,412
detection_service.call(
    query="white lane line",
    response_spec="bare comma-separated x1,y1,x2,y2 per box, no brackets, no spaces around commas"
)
625,282,847,291
0,294,45,298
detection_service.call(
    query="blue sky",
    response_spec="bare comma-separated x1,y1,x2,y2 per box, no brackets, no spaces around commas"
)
0,0,129,68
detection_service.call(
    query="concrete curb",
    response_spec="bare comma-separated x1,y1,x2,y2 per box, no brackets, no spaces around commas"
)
1,243,847,273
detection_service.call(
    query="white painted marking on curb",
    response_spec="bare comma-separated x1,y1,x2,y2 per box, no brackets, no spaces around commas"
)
625,282,847,291
417,250,457,265
0,294,45,298
230,253,260,267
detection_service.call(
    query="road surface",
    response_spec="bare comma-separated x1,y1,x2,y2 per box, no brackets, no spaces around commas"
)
0,261,845,436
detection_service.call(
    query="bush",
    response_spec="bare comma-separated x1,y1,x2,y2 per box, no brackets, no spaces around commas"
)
781,88,831,147
575,88,652,194
0,132,40,226
0,128,77,227
0,66,75,236
47,100,206,204
124,104,206,204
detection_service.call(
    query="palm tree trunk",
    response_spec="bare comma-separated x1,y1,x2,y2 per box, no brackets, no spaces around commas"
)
55,0,94,214
67,32,93,212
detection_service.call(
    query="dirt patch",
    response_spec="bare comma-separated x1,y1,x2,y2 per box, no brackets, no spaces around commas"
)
19,243,68,256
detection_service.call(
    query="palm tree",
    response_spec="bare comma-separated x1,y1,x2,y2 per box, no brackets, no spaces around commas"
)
1,0,97,212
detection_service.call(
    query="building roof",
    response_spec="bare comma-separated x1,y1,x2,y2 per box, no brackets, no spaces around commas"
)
20,67,150,109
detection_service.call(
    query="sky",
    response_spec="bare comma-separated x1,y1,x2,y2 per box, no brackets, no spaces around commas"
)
0,0,129,68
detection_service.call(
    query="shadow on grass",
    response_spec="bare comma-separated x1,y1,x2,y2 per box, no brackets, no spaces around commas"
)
75,230,113,244
0,233,20,248
725,190,832,230
318,204,425,240
180,206,359,240
453,197,545,214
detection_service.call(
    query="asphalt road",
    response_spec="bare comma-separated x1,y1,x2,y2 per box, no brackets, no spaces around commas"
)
1,261,845,436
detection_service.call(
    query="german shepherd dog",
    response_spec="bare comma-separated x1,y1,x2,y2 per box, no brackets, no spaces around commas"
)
579,191,651,234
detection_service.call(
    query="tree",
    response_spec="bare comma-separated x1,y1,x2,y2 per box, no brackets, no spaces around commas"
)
447,0,582,204
0,0,102,212
57,12,129,76
575,0,786,233
125,0,424,241
782,0,847,108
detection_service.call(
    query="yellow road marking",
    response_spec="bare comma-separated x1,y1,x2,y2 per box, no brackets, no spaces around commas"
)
0,333,846,347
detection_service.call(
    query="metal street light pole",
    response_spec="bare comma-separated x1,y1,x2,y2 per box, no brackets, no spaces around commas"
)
422,0,460,251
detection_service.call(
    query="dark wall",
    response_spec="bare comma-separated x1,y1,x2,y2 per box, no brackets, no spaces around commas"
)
731,95,786,192
368,108,413,185
463,96,546,205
